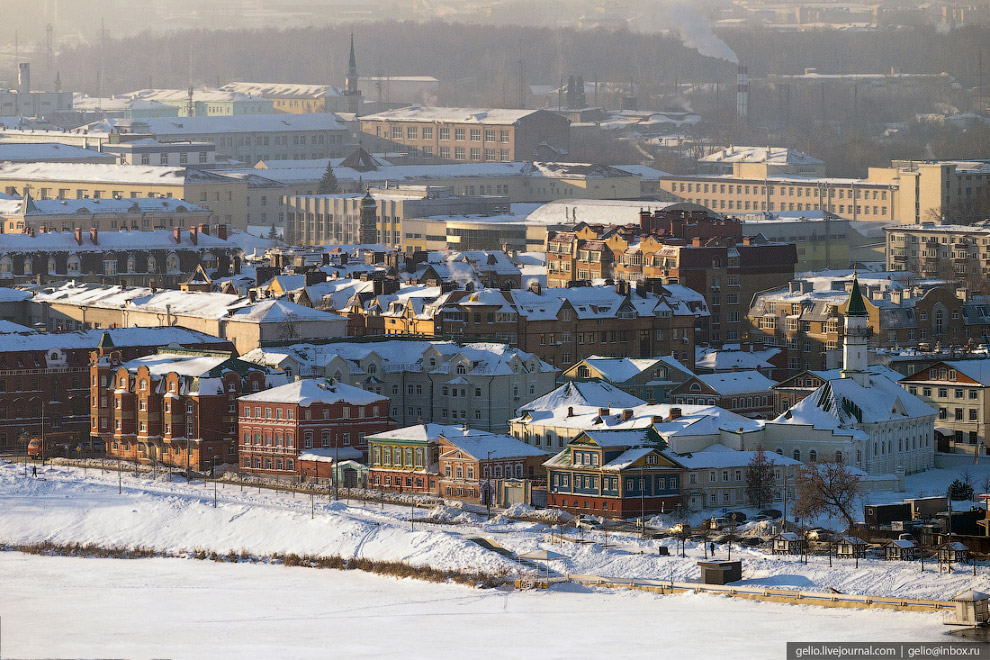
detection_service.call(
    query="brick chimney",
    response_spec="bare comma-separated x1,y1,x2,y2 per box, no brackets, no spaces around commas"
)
621,409,634,421
567,406,574,418
669,407,682,420
74,227,83,245
651,415,664,424
199,223,210,236
173,228,182,243
598,407,609,417
692,237,702,247
215,224,227,241
89,227,98,245
189,226,198,245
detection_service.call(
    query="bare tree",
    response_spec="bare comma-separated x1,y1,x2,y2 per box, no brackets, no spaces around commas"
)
745,447,776,510
793,462,862,528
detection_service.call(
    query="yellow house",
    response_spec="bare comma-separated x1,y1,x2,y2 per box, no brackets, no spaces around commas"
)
0,163,251,230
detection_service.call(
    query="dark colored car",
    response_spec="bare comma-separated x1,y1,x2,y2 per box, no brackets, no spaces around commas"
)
759,509,783,519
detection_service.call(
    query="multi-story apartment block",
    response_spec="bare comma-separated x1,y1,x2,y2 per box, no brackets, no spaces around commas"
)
659,159,990,227
0,326,232,452
91,347,280,470
359,107,570,163
220,82,346,114
0,224,239,288
0,114,350,166
748,273,966,372
697,146,826,177
237,379,390,478
0,162,255,229
239,340,558,432
371,282,705,371
885,223,990,281
547,210,797,346
900,361,990,456
282,187,508,246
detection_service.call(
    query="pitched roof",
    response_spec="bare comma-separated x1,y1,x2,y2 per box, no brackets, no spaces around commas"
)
238,378,386,406
845,276,869,317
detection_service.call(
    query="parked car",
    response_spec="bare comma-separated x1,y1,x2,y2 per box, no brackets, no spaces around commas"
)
669,523,691,534
574,514,605,530
709,516,729,530
751,514,772,523
759,509,783,519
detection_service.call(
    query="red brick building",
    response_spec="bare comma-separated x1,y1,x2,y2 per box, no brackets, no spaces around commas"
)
438,430,548,503
92,346,275,470
0,326,232,452
237,379,390,478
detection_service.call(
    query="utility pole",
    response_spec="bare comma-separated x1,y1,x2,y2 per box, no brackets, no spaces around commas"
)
486,450,493,520
640,465,646,538
213,457,217,508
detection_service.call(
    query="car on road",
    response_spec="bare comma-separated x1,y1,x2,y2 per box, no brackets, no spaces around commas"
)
751,514,772,523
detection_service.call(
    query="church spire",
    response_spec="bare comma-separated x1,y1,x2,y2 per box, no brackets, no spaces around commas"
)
344,32,362,115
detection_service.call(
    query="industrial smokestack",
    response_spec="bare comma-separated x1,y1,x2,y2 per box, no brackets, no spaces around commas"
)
736,65,749,120
18,63,30,95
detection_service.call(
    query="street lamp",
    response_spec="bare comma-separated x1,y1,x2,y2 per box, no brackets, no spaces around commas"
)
486,450,493,520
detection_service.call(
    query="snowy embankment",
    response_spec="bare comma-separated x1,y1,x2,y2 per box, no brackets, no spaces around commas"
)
2,461,990,601
0,463,515,575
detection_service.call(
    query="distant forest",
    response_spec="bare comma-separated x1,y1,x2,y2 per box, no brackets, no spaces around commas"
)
46,21,989,105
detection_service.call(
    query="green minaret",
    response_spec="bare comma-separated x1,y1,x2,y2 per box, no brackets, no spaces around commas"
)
344,32,362,115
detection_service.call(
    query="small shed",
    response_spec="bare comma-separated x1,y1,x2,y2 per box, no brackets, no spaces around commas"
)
771,532,805,555
883,538,918,561
938,540,970,563
944,590,990,626
835,536,868,559
697,560,742,585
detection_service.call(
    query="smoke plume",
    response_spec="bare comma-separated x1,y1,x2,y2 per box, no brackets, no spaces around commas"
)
665,3,739,64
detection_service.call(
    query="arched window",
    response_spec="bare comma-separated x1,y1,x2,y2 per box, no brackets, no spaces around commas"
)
835,451,843,463
67,254,81,275
792,448,801,461
690,383,701,392
147,255,157,273
775,448,783,455
202,252,217,269
22,258,32,275
0,255,12,276
47,257,57,275
809,450,817,462
367,363,377,374
165,252,180,272
126,254,137,273
456,364,466,375
577,365,589,378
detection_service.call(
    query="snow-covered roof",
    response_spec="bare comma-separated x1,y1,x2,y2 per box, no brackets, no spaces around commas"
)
226,299,346,324
360,106,550,125
0,196,209,217
694,371,777,395
700,146,824,166
238,378,386,406
775,374,935,432
667,444,802,469
0,162,236,186
695,347,780,372
577,429,657,448
220,82,343,99
86,113,347,136
0,143,115,163
938,360,990,386
526,199,704,226
0,326,229,353
0,227,231,253
367,423,492,444
298,447,363,463
517,381,645,416
119,352,230,378
440,432,548,460
577,356,691,384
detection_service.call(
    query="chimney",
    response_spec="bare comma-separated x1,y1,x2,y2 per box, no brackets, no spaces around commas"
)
567,406,574,418
173,227,182,243
651,415,664,424
74,227,82,245
17,62,30,96
199,223,209,236
692,237,702,247
189,226,198,245
669,407,682,420
529,281,541,295
599,407,609,418
248,290,257,302
621,409,633,421
89,227,98,245
736,65,749,119
216,224,228,241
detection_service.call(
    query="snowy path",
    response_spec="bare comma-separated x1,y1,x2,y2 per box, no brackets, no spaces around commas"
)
0,553,950,660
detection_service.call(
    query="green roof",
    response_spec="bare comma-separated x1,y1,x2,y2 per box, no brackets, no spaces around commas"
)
845,276,868,317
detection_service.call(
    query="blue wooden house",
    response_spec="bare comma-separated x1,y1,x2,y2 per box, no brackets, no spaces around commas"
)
544,428,683,519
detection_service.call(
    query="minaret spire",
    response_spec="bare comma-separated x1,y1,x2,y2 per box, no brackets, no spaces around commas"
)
344,32,362,116
840,273,870,386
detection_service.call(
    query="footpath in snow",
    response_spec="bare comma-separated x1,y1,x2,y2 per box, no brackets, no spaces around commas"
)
2,462,990,601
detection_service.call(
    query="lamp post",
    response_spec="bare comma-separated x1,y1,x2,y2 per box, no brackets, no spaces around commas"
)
486,450,493,520
213,457,217,508
640,465,646,538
